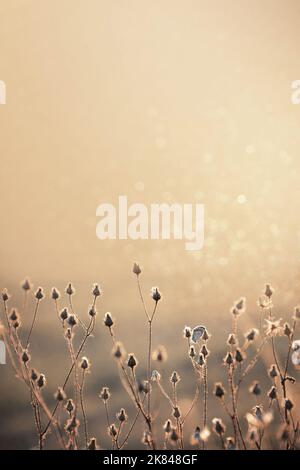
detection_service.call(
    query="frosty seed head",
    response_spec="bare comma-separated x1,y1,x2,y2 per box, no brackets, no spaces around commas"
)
92,284,101,297
227,333,237,346
283,323,292,338
2,289,9,302
226,437,236,450
139,380,151,394
37,374,46,388
173,406,181,419
22,278,32,291
112,341,125,360
60,308,69,322
268,386,277,401
104,312,114,328
269,364,278,379
212,418,226,435
133,262,142,276
80,356,90,370
30,368,39,381
284,398,294,411
152,345,167,362
170,371,181,384
21,349,30,364
163,419,172,434
235,348,245,363
55,387,67,402
66,399,74,414
127,354,138,369
51,288,60,300
245,328,259,342
100,387,111,402
189,345,196,358
151,370,161,382
109,424,117,438
201,344,209,358
67,314,77,328
88,306,97,317
265,284,274,298
66,283,74,296
87,437,99,450
249,381,261,396
117,408,128,423
183,326,192,339
35,287,44,300
224,352,234,366
202,328,210,341
151,287,161,302
9,309,18,322
170,428,179,443
214,382,226,399
197,353,205,366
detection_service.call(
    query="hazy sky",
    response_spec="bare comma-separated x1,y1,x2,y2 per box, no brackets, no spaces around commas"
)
1,0,300,319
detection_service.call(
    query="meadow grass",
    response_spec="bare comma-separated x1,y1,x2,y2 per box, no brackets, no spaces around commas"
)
0,266,299,450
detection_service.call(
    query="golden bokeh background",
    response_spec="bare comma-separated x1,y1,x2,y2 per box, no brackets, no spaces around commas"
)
0,0,300,449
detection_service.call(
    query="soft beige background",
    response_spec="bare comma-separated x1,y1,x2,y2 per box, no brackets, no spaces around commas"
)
0,0,300,449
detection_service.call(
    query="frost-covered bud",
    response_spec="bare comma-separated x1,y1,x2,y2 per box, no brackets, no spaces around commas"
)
104,312,114,328
133,262,142,276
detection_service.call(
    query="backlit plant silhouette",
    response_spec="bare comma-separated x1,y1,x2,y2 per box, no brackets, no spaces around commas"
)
0,266,299,450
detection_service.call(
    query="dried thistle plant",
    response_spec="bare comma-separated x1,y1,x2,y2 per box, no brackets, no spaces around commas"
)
0,271,299,450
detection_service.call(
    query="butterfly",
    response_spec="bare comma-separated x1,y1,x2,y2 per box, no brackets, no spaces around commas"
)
191,325,206,343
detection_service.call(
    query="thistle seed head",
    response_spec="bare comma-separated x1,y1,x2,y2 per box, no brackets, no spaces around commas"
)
269,364,278,379
35,287,44,300
170,371,181,384
88,306,97,317
2,289,9,302
92,284,101,297
127,354,138,369
37,374,46,388
173,406,181,419
104,312,114,328
163,419,172,434
151,287,161,302
212,418,226,435
66,283,74,296
22,278,32,291
100,387,110,402
268,386,277,401
265,284,274,298
112,341,125,360
284,398,294,411
21,350,30,363
224,352,234,366
66,399,75,414
201,344,209,358
183,326,192,339
235,348,245,363
214,382,225,399
117,408,128,423
152,345,167,362
60,308,69,322
249,381,261,396
245,328,259,342
133,262,142,276
151,370,161,382
51,288,60,300
87,437,99,450
67,314,77,328
80,356,90,370
55,387,67,402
